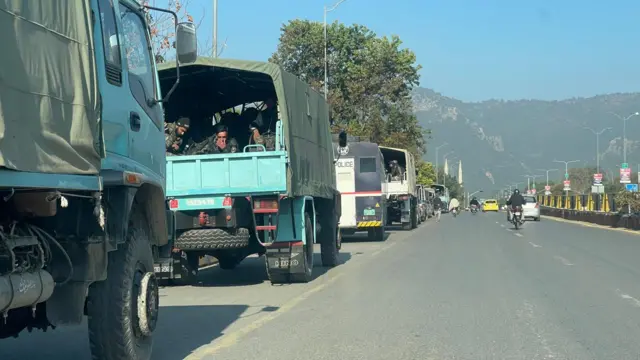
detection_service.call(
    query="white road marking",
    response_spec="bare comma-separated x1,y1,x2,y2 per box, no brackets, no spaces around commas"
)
616,289,640,308
514,233,523,237
496,221,499,224
554,255,574,266
500,224,505,228
506,228,513,232
529,242,542,248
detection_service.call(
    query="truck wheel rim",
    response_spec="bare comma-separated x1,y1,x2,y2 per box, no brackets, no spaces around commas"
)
137,271,159,336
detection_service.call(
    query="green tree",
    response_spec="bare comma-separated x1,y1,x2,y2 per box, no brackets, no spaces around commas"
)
270,20,427,158
416,161,436,185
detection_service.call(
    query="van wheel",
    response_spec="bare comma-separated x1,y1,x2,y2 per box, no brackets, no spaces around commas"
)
87,210,156,360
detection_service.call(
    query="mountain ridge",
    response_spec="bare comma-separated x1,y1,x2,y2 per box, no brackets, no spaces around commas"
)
413,87,640,191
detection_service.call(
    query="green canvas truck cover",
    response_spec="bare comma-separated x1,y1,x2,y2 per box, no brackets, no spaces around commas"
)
158,57,338,199
0,0,102,175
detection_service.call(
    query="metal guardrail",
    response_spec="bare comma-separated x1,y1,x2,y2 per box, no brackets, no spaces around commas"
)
536,194,616,212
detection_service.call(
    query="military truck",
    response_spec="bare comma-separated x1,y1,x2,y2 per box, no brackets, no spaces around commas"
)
0,1,196,359
155,58,344,285
379,146,418,230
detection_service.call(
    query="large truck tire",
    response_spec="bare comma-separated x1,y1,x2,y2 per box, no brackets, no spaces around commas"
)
320,215,339,267
87,210,157,360
175,228,250,250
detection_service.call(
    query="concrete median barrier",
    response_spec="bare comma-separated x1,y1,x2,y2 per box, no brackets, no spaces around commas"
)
540,207,640,231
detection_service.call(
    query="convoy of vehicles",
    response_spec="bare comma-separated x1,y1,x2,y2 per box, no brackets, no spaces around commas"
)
0,1,519,358
335,141,388,241
0,1,197,358
155,58,343,285
380,146,418,230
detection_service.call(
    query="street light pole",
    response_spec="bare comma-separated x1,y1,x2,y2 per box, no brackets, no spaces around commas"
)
583,126,612,174
324,0,347,101
434,143,448,184
537,168,559,188
610,112,640,164
553,159,580,197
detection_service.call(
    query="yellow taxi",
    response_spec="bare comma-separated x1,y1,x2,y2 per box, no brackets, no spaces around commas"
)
482,199,500,212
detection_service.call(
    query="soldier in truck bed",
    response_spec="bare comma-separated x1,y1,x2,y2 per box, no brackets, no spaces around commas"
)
248,97,277,151
389,160,404,181
165,117,191,156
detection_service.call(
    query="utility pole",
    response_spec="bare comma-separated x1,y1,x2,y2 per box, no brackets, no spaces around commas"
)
434,143,448,184
324,0,347,100
583,126,611,174
213,0,218,57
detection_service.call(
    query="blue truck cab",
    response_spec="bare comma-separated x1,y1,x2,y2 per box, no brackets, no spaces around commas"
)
0,1,196,359
156,58,346,284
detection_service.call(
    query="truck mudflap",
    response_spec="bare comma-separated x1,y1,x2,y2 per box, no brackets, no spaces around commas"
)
264,241,309,282
154,251,191,281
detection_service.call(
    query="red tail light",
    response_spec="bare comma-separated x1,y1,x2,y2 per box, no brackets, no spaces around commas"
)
222,197,232,206
254,199,278,209
169,199,178,209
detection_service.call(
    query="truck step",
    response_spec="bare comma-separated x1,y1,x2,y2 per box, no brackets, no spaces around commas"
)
256,225,277,231
254,208,278,214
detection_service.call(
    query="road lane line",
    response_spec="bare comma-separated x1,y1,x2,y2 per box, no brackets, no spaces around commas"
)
553,255,574,266
514,233,523,237
529,242,542,248
616,289,640,307
186,228,412,359
500,224,505,228
186,272,344,359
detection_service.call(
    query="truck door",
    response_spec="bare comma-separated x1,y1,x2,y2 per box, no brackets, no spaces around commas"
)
95,0,130,159
335,157,356,227
117,3,165,180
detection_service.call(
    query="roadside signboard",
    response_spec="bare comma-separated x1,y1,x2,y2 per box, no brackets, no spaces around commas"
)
563,180,571,191
531,188,537,195
544,185,551,196
593,173,603,184
626,183,638,192
620,167,631,184
592,184,604,194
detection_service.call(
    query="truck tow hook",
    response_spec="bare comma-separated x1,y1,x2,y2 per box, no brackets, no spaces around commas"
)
136,272,159,336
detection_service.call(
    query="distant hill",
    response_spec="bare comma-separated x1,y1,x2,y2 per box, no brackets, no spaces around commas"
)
413,88,640,191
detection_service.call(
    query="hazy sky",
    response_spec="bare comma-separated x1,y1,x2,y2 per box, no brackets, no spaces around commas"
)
164,0,640,102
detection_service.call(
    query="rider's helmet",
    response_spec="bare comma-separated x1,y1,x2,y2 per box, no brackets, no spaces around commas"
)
513,189,520,195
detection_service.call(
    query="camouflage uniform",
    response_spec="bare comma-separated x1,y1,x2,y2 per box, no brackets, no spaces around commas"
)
252,130,276,151
165,117,190,156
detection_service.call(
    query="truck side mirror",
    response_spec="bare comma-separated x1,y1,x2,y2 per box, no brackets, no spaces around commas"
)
338,130,347,148
176,22,197,64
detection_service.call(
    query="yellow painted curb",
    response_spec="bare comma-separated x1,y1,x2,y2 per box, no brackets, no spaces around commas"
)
541,215,640,236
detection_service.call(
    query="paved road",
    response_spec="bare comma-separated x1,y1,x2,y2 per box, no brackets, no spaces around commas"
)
3,212,640,359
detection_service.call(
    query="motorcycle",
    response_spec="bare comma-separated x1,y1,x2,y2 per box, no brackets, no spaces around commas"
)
470,205,478,214
510,205,524,229
452,207,458,217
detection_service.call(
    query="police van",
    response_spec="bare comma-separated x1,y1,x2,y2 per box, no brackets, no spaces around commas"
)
334,140,388,241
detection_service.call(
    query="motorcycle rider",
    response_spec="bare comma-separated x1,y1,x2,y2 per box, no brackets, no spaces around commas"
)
506,189,526,221
469,197,480,210
448,197,460,214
